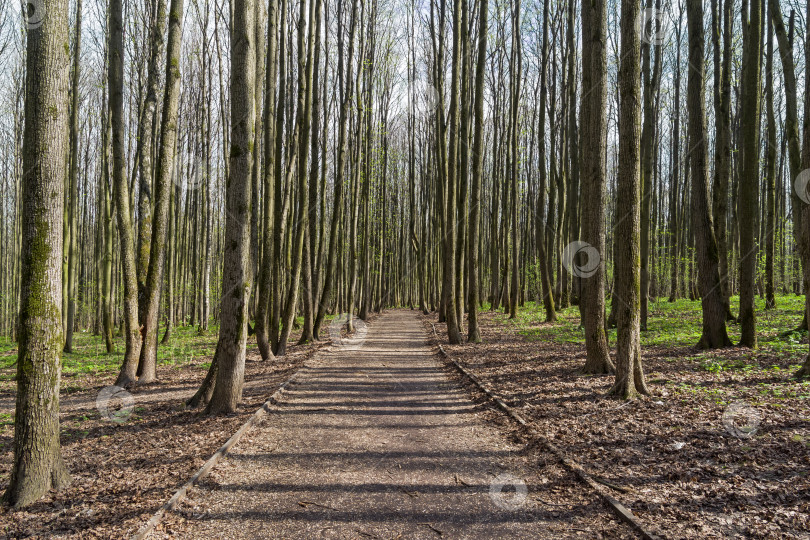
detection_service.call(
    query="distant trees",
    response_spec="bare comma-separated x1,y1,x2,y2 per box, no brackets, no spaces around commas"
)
7,3,810,476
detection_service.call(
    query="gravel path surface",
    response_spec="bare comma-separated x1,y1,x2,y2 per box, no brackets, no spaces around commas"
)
158,310,632,538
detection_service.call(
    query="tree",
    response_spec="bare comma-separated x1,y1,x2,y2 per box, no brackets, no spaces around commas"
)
711,0,735,320
687,0,732,349
738,0,763,348
256,0,280,360
611,0,649,398
467,0,489,342
579,0,614,374
4,0,72,507
764,11,776,310
441,0,463,344
534,0,555,323
138,0,186,383
63,0,82,353
205,0,257,414
112,0,144,386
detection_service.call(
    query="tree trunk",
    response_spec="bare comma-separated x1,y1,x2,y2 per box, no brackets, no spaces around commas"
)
467,0,488,342
579,0,614,374
738,0,763,348
610,0,649,399
256,0,281,359
687,0,732,349
764,11,776,310
204,0,257,414
138,0,185,383
112,0,144,386
64,0,82,354
4,0,72,507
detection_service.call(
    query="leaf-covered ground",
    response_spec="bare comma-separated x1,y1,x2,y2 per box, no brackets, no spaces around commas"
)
0,323,323,538
429,294,810,539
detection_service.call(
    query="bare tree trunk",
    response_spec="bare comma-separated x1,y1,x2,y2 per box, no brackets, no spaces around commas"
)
4,0,72,507
314,0,358,339
580,0,614,374
64,0,82,354
764,11,776,310
112,0,144,386
278,0,320,355
687,0,732,349
256,0,280,359
467,0,489,342
205,0,257,414
738,0,763,347
138,0,186,383
610,0,649,398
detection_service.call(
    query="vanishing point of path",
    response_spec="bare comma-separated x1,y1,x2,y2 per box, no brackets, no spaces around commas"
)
160,310,633,538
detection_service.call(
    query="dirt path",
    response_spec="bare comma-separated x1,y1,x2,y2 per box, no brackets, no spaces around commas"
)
157,310,632,538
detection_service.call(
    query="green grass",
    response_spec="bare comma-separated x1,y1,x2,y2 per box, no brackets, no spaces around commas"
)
493,294,808,371
0,323,222,382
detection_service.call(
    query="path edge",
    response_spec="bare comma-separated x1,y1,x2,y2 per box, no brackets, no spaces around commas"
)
428,321,661,540
130,347,323,540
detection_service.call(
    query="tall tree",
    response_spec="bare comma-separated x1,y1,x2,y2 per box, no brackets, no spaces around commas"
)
205,0,257,414
4,0,72,507
795,0,810,378
467,0,489,341
579,0,614,373
764,11,776,309
611,0,649,398
534,0,556,323
138,0,186,383
63,0,82,353
687,0,732,349
738,0,763,347
112,0,144,386
256,0,280,360
441,0,463,343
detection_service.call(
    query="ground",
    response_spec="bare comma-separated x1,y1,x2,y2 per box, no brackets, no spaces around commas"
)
431,294,810,538
153,310,632,538
0,297,806,538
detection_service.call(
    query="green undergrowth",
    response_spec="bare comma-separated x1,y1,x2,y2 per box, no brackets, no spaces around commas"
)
491,294,808,374
0,324,222,383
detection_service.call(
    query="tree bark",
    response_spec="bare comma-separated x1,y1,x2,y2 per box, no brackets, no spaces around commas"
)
738,0,763,348
687,0,732,349
4,0,72,507
610,0,650,398
205,0,257,414
112,0,145,386
580,0,614,374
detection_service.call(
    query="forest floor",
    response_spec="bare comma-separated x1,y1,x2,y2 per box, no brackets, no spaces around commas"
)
429,294,810,539
154,309,633,539
0,322,326,538
0,296,806,538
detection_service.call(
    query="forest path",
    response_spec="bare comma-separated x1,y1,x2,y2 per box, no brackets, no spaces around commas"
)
160,310,629,538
